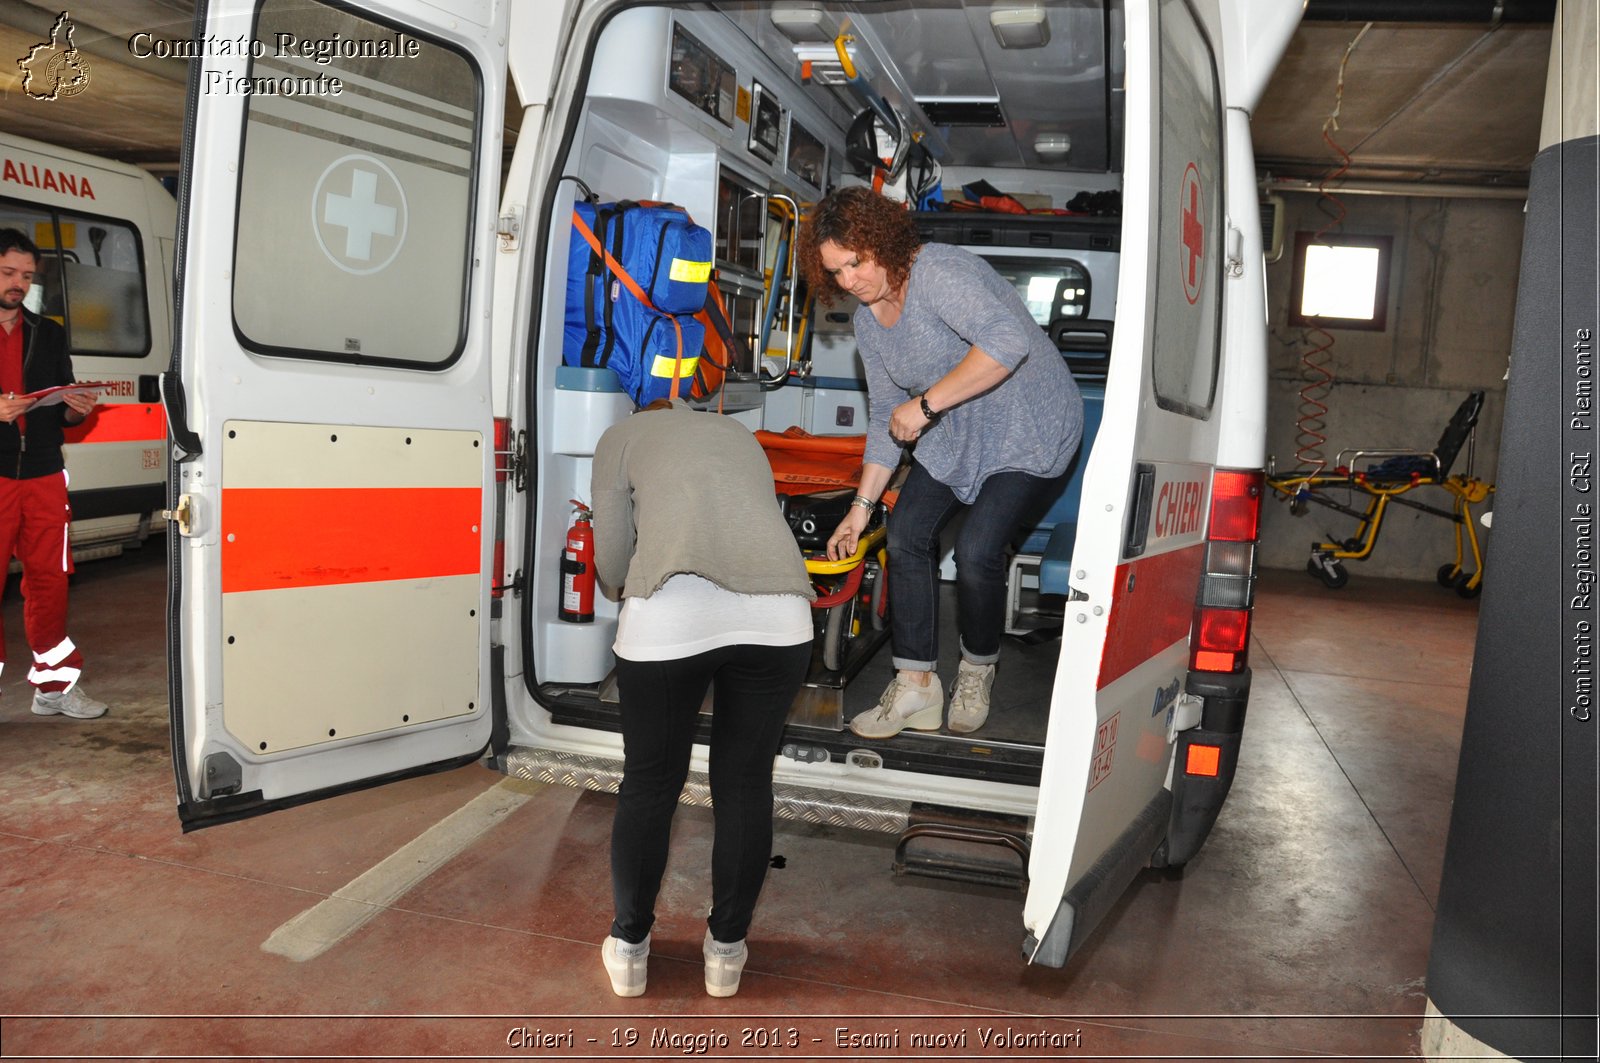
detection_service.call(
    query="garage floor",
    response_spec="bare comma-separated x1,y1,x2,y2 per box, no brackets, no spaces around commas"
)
0,544,1478,1060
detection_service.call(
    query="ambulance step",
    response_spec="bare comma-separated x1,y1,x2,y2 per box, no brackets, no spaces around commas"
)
892,804,1031,890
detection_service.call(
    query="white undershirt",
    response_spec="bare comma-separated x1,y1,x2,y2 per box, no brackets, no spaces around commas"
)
613,573,813,661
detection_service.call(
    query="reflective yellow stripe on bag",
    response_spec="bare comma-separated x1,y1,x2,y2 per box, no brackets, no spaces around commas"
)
650,354,700,378
669,257,712,284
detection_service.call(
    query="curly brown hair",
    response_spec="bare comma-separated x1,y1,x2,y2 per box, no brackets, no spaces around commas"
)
797,187,922,307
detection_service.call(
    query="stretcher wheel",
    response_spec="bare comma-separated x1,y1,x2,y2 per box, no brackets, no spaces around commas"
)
822,601,851,672
1454,573,1483,599
868,564,887,631
1436,563,1461,587
1307,556,1348,589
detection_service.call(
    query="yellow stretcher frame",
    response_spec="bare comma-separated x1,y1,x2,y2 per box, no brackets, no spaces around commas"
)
1265,468,1494,596
804,524,890,673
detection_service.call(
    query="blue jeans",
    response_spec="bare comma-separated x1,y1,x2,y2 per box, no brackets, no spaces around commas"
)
610,641,812,945
887,461,1062,670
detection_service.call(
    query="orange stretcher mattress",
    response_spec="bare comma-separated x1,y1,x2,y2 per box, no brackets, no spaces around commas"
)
756,428,867,495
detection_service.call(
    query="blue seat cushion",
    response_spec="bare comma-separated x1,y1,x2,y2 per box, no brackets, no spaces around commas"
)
1038,521,1079,597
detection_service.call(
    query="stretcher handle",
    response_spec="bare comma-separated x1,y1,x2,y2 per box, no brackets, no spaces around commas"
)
804,525,887,576
1335,447,1441,478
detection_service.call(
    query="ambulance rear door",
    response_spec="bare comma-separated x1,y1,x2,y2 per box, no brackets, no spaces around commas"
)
167,0,509,829
1023,0,1232,964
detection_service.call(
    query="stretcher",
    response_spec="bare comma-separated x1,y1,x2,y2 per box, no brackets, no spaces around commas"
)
758,429,893,675
1265,390,1493,597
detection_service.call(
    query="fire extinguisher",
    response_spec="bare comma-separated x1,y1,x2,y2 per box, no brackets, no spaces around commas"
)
559,499,595,623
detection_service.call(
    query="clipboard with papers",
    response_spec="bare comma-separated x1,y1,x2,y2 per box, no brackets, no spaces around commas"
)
13,382,120,408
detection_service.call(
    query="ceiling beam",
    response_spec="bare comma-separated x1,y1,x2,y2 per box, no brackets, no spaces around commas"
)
1303,1,1556,22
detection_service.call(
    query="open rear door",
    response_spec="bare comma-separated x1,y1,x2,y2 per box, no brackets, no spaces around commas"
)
167,0,507,829
1023,0,1229,964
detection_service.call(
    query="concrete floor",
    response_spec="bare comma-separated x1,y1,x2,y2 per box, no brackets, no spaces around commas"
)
0,544,1479,1060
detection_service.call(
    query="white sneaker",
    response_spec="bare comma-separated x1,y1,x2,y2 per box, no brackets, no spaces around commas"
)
703,929,748,998
849,674,943,739
601,935,648,997
31,687,108,720
947,660,996,734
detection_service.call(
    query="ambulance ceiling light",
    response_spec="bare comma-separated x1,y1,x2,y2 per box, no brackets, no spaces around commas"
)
1034,133,1072,158
771,2,842,45
990,4,1050,50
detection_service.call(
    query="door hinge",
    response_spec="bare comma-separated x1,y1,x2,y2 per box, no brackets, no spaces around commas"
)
494,567,527,598
498,205,522,251
512,429,530,492
161,495,195,537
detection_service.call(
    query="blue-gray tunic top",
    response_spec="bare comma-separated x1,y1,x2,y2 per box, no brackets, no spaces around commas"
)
854,243,1084,503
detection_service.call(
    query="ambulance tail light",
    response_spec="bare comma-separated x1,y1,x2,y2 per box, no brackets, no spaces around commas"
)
1189,469,1264,674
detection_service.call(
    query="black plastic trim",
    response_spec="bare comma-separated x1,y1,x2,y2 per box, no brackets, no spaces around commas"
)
1155,727,1243,867
177,748,487,833
68,483,164,522
1025,787,1171,967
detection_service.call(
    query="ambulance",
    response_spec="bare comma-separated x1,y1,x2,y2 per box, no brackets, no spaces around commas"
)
166,0,1299,967
0,132,173,561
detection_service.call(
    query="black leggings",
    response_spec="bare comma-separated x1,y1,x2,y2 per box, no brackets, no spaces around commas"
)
610,641,812,944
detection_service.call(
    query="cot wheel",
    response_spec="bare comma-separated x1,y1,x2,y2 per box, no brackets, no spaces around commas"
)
1308,556,1349,589
1436,563,1461,587
823,601,851,672
1454,573,1483,599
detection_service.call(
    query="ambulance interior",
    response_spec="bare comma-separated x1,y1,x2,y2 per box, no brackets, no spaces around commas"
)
523,1,1128,785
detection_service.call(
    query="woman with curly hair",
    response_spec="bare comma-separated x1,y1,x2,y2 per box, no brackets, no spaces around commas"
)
797,186,1083,738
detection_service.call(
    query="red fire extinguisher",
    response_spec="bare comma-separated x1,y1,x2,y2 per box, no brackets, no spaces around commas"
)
559,499,595,623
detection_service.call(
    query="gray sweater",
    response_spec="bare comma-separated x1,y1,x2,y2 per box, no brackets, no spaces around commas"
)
590,402,816,601
855,243,1083,503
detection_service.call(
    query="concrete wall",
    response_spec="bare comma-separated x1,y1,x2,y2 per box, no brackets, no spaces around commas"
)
1259,191,1522,580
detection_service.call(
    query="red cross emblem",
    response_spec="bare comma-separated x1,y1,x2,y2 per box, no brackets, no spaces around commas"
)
1180,162,1204,305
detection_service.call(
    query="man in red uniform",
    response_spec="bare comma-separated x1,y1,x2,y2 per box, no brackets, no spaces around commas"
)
0,228,105,719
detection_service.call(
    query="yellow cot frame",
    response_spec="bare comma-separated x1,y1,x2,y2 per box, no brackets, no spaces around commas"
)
1265,467,1493,596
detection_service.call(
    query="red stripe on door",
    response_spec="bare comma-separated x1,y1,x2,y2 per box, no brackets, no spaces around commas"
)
221,486,482,593
1096,543,1204,689
63,404,166,444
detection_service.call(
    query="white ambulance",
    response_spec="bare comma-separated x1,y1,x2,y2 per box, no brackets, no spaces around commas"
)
167,0,1298,967
0,132,173,560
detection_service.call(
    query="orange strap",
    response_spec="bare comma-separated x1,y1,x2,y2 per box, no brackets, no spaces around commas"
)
572,209,686,399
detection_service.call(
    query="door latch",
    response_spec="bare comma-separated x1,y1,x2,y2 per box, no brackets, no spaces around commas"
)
161,495,194,537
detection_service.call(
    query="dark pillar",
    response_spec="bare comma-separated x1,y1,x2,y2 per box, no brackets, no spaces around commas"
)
1423,132,1599,1060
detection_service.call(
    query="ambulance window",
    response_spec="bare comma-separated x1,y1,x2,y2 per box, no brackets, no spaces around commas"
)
0,200,151,357
669,23,736,128
230,0,479,368
984,257,1092,326
1150,0,1223,418
715,170,765,276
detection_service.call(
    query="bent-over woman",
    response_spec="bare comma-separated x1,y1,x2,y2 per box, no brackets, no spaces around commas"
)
590,398,815,999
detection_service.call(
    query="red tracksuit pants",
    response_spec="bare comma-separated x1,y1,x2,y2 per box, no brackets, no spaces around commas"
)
0,472,82,693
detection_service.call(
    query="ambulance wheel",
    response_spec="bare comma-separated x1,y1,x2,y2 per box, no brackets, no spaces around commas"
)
1455,573,1483,599
1436,563,1461,587
823,602,851,672
1308,556,1348,589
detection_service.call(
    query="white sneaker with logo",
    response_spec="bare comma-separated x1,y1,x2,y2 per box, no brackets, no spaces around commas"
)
31,686,108,720
849,674,943,739
946,660,996,734
703,929,748,998
601,934,649,997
